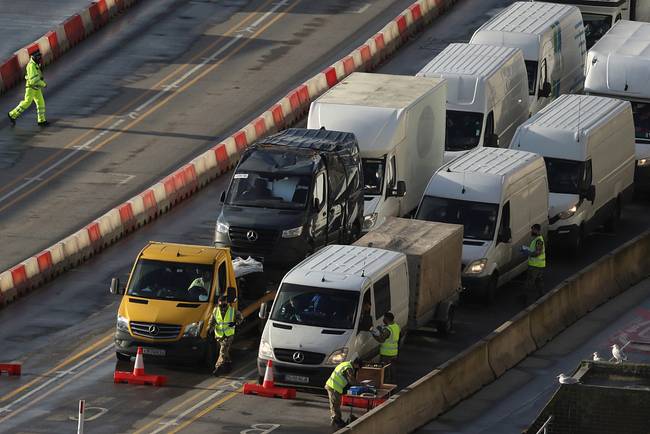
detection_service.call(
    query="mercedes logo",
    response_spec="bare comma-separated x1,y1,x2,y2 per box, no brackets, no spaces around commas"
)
292,351,305,363
246,230,258,242
148,325,159,336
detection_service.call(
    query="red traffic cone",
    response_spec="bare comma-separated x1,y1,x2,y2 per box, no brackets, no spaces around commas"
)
243,359,296,399
132,347,145,376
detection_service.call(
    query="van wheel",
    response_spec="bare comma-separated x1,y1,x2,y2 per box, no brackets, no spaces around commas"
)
605,197,622,233
116,352,131,362
569,225,584,256
203,337,216,370
348,223,361,244
483,275,497,304
437,306,455,337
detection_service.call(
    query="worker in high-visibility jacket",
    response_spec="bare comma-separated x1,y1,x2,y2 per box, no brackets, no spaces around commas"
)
522,223,546,300
208,295,242,376
371,311,400,383
8,51,48,127
325,357,362,428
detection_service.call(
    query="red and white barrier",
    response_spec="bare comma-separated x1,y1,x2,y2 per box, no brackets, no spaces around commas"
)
0,0,459,307
0,0,140,94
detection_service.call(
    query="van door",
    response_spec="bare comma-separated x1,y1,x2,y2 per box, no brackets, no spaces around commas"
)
311,171,328,247
326,157,346,243
354,288,379,360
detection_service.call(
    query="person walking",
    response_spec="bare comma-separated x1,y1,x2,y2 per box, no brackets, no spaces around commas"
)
522,223,546,302
208,295,242,376
371,312,400,383
8,50,48,127
325,357,362,429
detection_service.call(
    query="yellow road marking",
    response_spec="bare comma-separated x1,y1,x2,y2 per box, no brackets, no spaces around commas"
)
169,389,243,434
0,0,277,196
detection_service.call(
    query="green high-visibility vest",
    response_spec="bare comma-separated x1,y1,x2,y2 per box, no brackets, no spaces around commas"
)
528,235,546,268
380,323,400,357
213,306,235,338
326,361,353,394
25,59,45,90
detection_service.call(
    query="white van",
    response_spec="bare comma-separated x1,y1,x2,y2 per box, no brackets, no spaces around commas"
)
470,1,586,115
257,244,409,387
584,19,650,192
417,43,529,162
510,94,635,250
415,147,549,301
542,0,650,48
307,72,446,231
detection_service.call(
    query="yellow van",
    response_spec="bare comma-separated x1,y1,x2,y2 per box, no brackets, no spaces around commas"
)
110,242,238,366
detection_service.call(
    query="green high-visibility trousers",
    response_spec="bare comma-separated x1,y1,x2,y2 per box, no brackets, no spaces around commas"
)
9,87,46,123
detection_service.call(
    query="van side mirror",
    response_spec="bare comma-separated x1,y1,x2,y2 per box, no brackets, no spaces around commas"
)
583,185,596,202
390,181,406,197
539,82,552,98
498,227,512,244
313,197,321,210
227,286,237,303
259,302,269,320
485,133,499,148
109,277,122,295
220,191,225,203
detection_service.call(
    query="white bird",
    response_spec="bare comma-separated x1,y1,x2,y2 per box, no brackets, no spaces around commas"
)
557,374,578,384
612,344,627,364
593,352,603,362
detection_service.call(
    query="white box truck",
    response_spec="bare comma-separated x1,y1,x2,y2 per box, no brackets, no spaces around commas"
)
307,72,446,232
584,19,650,193
470,1,586,116
256,219,462,387
417,43,529,162
541,0,650,48
415,147,549,302
510,94,635,250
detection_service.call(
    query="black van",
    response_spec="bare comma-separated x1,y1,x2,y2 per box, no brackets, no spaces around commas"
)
214,128,364,268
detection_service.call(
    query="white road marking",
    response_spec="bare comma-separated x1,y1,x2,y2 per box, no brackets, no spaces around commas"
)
69,406,108,422
241,423,281,433
353,3,370,14
0,0,290,206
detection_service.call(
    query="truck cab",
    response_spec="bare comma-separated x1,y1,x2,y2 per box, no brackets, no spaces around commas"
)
111,242,238,366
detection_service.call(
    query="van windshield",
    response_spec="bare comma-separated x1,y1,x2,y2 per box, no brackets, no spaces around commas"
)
363,158,385,195
445,110,484,151
544,157,586,195
631,102,650,144
226,172,311,210
416,196,499,241
583,13,612,50
127,259,213,302
525,60,538,96
270,283,359,329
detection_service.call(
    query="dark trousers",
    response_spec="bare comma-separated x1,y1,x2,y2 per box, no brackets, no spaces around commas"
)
380,355,397,384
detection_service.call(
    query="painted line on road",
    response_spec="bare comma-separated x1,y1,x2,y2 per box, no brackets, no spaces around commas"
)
0,0,278,198
0,0,299,214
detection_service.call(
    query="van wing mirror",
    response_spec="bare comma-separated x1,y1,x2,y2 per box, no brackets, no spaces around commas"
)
110,277,122,295
219,191,226,203
313,197,321,210
539,82,552,98
485,133,499,148
226,286,237,303
583,185,596,202
259,302,269,320
390,181,406,197
498,227,512,244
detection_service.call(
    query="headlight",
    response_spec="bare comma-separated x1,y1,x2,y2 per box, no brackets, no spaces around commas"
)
259,340,274,359
558,205,578,220
465,259,488,275
116,315,129,332
183,321,203,337
281,226,303,238
326,348,349,366
362,213,378,230
216,221,229,234
638,158,649,167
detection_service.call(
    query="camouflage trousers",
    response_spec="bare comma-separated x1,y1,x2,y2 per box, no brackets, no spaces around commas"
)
214,335,234,368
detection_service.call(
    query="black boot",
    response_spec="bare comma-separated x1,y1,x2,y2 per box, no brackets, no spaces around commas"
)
221,362,232,374
38,121,50,127
8,113,15,126
212,366,221,376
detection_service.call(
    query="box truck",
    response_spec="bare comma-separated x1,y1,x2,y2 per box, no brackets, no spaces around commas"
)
256,219,462,387
417,43,529,162
510,94,635,250
470,1,586,115
416,147,549,302
307,72,446,232
584,19,650,192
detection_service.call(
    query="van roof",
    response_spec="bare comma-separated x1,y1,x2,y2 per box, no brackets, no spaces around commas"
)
140,242,227,265
283,244,404,291
478,1,577,35
511,94,630,159
417,43,522,108
427,147,544,203
585,20,650,99
259,128,358,154
315,72,445,109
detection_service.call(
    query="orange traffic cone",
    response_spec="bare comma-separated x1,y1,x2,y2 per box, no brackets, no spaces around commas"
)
114,347,167,387
132,347,145,376
243,359,296,399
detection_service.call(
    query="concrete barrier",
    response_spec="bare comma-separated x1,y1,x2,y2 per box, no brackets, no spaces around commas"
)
338,230,650,434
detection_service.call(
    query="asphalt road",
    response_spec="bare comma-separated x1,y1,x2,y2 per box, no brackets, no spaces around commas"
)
1,0,649,433
0,0,419,271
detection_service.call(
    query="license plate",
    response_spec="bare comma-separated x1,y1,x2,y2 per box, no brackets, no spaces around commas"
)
142,347,165,356
285,374,309,384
